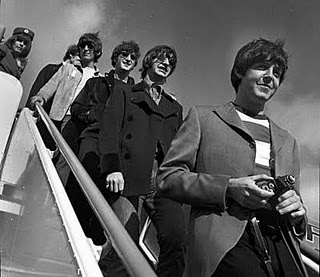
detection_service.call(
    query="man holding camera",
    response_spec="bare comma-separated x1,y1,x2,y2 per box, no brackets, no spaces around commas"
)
157,38,307,277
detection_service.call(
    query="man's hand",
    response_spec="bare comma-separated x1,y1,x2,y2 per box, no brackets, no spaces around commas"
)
227,174,275,210
276,189,306,225
30,95,45,109
106,172,124,193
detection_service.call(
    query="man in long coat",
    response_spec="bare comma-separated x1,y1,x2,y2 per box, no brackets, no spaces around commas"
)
157,38,308,277
65,40,140,245
98,45,187,277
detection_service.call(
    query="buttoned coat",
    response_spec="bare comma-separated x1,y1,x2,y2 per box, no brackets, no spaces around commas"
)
157,103,307,277
99,80,183,196
73,69,134,140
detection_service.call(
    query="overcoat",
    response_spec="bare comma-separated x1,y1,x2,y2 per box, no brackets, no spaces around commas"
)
73,69,135,140
0,44,21,80
99,80,183,196
157,102,307,277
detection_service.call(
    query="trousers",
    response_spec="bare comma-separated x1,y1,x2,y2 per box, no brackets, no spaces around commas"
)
67,136,187,277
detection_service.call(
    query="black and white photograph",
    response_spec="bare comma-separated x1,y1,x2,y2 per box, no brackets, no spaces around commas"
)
0,1,319,276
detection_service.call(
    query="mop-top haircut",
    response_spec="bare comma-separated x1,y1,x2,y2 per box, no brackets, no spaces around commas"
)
140,45,177,79
111,40,141,67
231,38,289,92
77,32,102,62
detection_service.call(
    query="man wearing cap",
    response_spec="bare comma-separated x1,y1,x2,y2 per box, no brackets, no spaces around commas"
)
98,45,187,277
0,27,35,79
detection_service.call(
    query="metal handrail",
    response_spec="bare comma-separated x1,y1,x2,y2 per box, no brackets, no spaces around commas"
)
301,241,319,273
301,242,319,265
35,103,156,277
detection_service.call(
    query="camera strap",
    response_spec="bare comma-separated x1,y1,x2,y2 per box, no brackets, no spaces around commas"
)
251,217,275,277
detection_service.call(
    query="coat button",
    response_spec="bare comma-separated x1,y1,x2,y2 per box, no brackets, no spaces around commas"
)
249,142,255,148
124,153,130,159
127,115,133,121
125,134,132,140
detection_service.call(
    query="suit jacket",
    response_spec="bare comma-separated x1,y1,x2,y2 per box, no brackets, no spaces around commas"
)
27,63,62,111
37,63,82,121
157,102,307,277
99,80,183,196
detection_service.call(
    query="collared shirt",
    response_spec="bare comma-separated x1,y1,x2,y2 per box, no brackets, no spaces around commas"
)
113,73,129,84
143,77,166,192
143,77,163,105
73,66,100,100
66,66,100,115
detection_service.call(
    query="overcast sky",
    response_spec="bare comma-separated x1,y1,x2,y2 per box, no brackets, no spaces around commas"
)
1,0,319,220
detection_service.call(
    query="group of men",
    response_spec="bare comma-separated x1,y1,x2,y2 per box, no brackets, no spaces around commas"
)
29,33,186,277
27,31,308,277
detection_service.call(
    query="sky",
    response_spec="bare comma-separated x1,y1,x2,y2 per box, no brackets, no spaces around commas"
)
0,0,319,220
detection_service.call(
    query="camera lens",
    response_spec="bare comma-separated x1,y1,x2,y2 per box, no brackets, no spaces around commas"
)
285,175,295,184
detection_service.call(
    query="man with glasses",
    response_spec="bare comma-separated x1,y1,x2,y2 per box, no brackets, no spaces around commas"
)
52,33,102,184
65,40,141,245
27,44,79,151
30,33,102,183
30,32,101,133
98,45,187,277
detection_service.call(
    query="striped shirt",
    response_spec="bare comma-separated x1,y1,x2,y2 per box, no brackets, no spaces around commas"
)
235,106,279,225
235,108,272,176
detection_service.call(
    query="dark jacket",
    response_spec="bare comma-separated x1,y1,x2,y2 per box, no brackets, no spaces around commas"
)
72,69,135,140
0,44,21,80
157,103,307,277
99,80,183,196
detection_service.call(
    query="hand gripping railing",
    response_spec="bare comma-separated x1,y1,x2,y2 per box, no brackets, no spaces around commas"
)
35,103,156,277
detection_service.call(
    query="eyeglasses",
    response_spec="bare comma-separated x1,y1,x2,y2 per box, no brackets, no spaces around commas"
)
79,41,95,50
156,51,176,66
120,51,137,61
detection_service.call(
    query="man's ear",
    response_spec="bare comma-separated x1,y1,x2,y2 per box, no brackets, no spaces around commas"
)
95,51,102,60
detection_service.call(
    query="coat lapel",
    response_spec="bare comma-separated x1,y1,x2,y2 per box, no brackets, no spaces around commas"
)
105,70,115,88
214,102,287,158
269,120,286,155
131,82,179,117
213,102,254,141
158,93,181,118
131,81,161,113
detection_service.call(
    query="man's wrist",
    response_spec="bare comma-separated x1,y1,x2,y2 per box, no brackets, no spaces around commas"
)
225,178,235,207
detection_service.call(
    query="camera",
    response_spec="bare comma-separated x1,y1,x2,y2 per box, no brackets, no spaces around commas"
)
258,175,295,207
